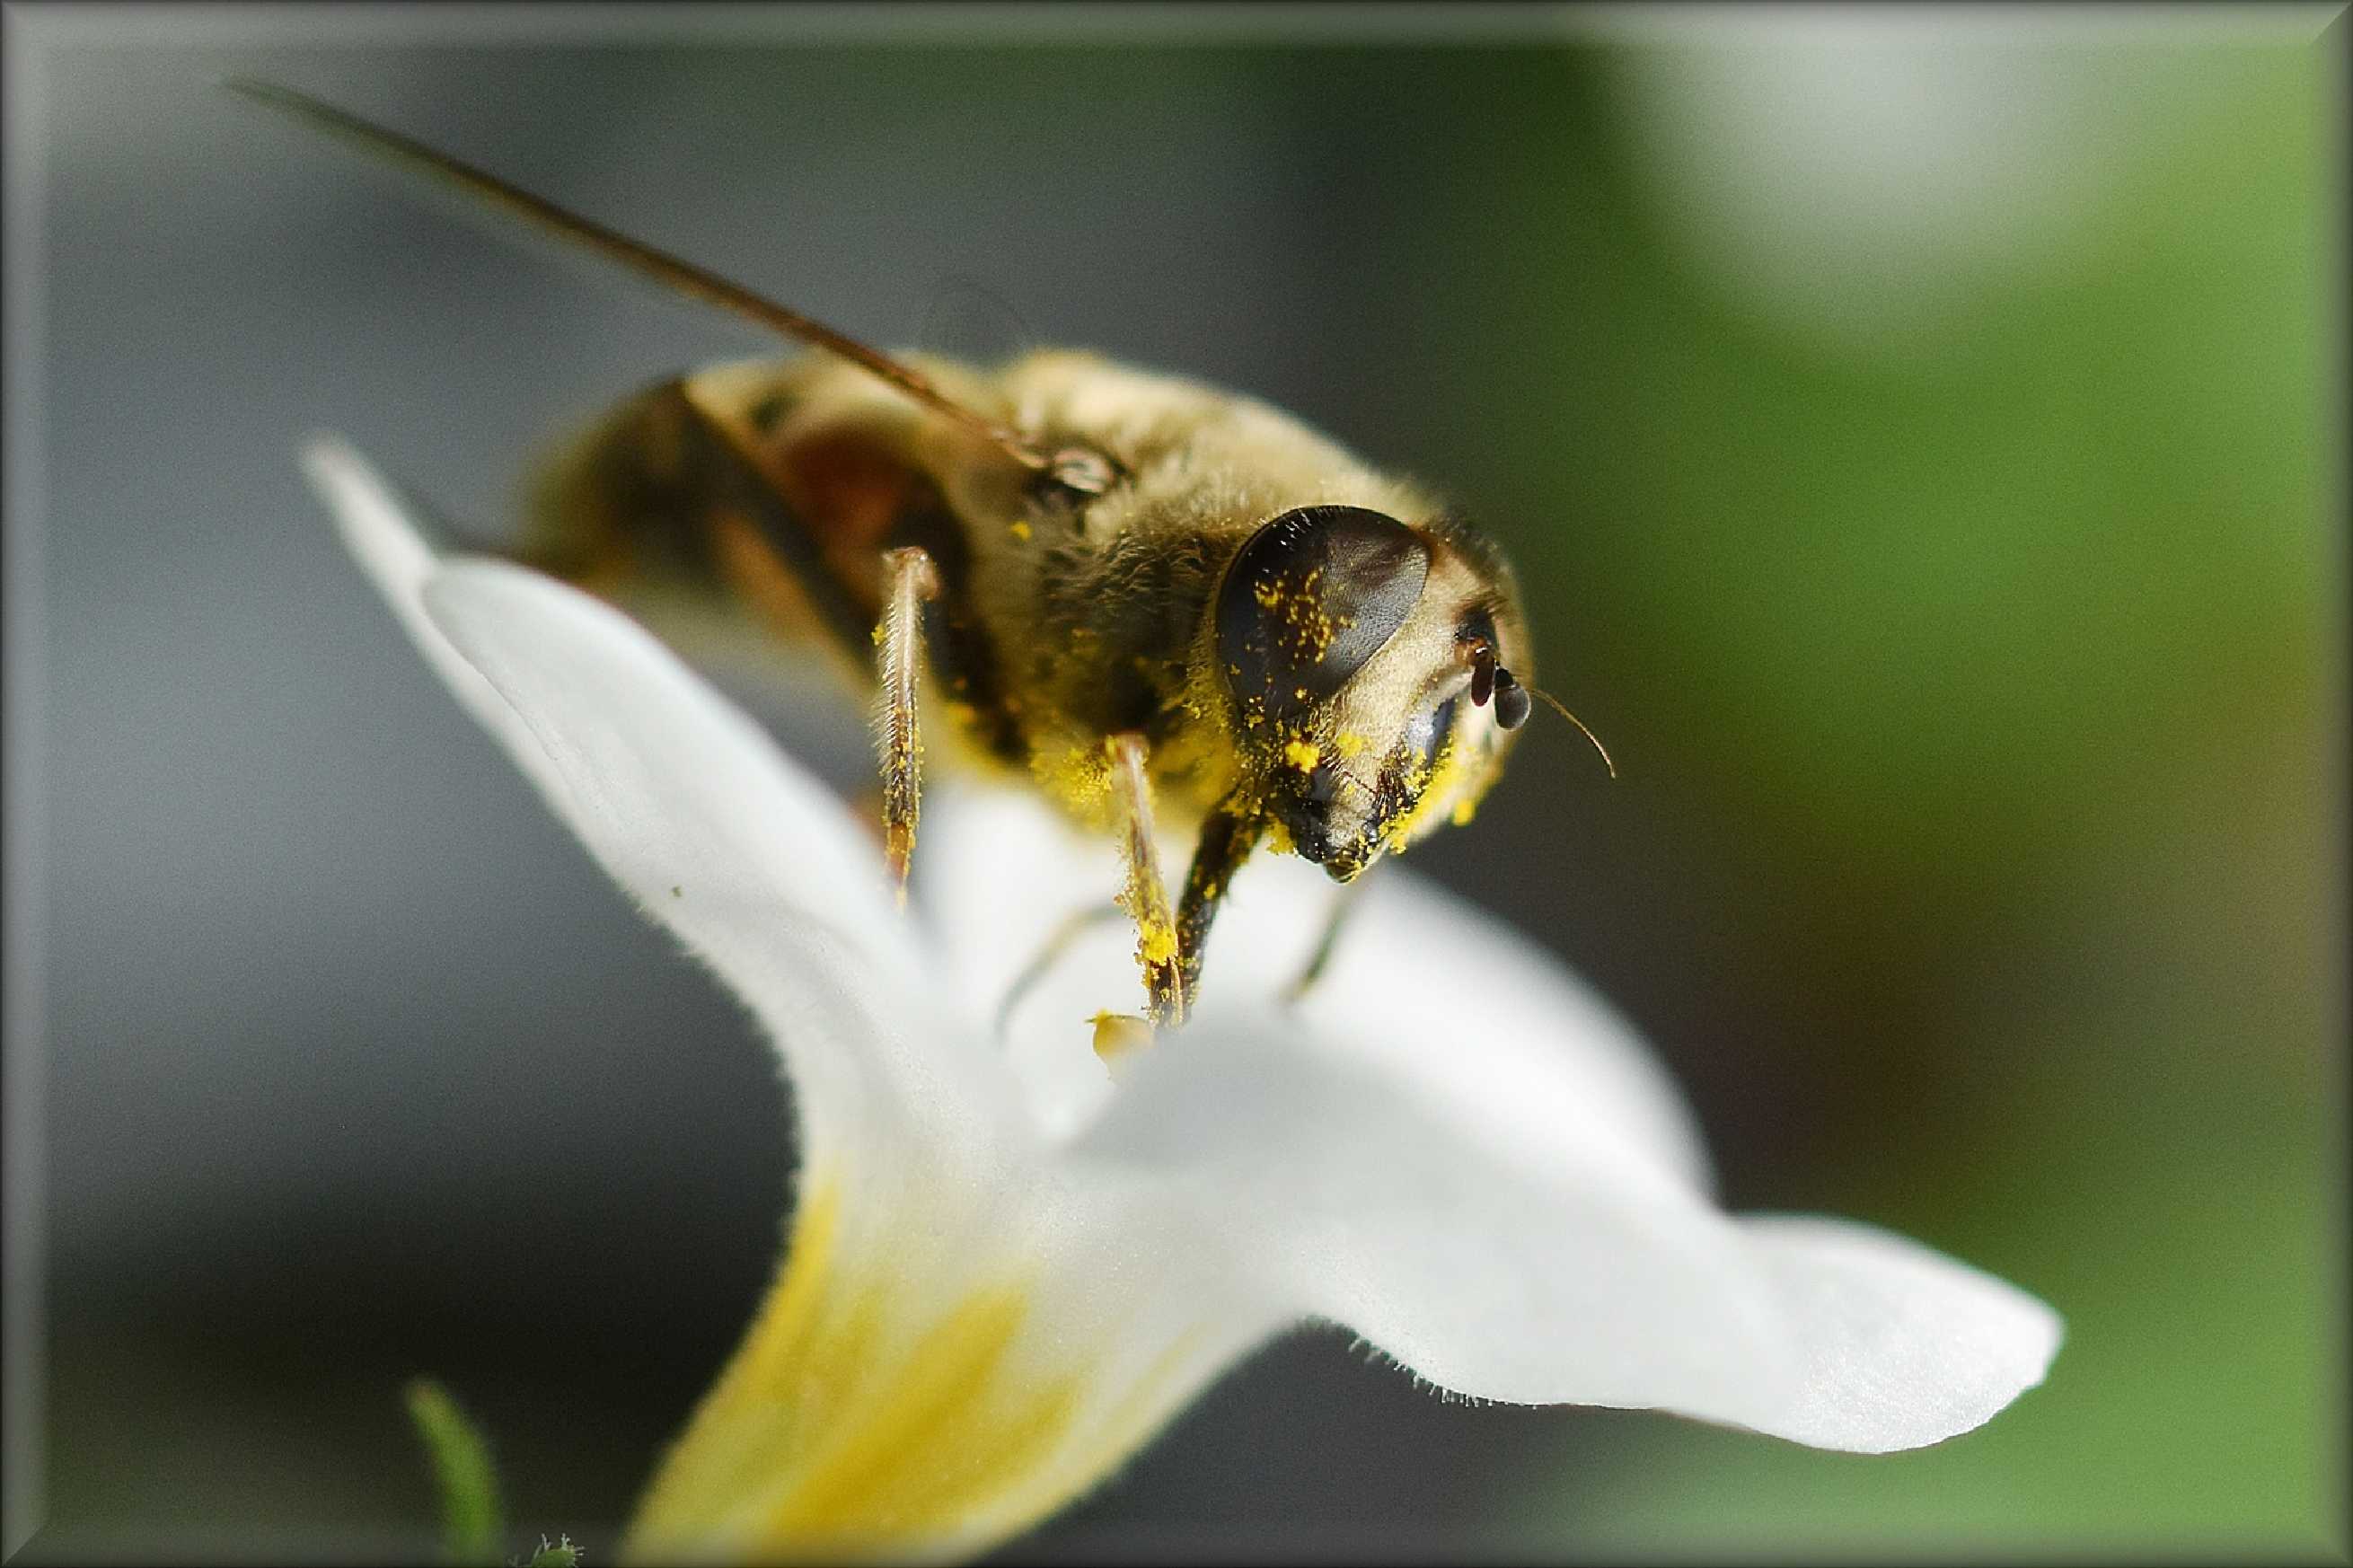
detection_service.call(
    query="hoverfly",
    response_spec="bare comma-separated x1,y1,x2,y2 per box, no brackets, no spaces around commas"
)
235,81,1609,1032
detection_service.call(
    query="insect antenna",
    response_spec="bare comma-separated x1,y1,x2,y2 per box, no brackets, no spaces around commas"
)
225,79,1097,489
1528,684,1618,779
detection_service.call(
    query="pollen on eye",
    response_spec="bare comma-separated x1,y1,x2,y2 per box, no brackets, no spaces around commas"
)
1283,738,1322,771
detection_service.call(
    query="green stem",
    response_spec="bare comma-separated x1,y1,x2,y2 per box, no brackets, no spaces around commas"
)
404,1378,507,1567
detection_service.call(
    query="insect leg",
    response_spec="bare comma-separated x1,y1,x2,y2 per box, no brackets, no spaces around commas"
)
1105,734,1185,1026
993,901,1127,1041
1281,875,1370,1007
1172,798,1268,1022
877,546,940,902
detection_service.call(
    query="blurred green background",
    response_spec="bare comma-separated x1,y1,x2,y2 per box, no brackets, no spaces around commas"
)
9,8,2341,1562
1450,29,2344,1559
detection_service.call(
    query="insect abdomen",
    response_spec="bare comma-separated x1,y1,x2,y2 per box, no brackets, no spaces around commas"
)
519,373,881,672
520,363,1030,769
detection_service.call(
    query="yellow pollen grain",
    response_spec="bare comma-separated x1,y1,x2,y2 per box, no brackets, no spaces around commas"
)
1137,922,1177,968
1379,736,1464,853
1091,1010,1154,1064
1334,731,1368,759
1283,738,1321,772
1009,521,1032,542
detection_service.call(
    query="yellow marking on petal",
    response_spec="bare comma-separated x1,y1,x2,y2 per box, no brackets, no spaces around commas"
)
971,1326,1208,1540
1282,738,1321,772
736,1180,842,1390
757,1287,1078,1541
626,1180,866,1540
625,1170,1213,1564
1096,1330,1207,1458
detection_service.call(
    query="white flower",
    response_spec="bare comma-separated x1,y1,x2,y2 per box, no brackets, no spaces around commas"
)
304,436,2060,1563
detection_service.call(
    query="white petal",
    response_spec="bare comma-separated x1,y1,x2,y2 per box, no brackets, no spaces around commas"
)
1291,872,1715,1194
918,788,1709,1193
418,560,1030,1169
1070,1022,1799,1423
1071,1022,2058,1449
1729,1214,2063,1451
303,436,520,740
304,437,1027,1172
912,788,1142,1138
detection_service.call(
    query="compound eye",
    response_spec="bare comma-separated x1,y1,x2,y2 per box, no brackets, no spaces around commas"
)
1216,505,1431,723
1492,666,1532,730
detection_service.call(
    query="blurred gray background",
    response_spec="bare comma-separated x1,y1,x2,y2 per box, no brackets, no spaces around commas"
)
6,5,2343,1562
